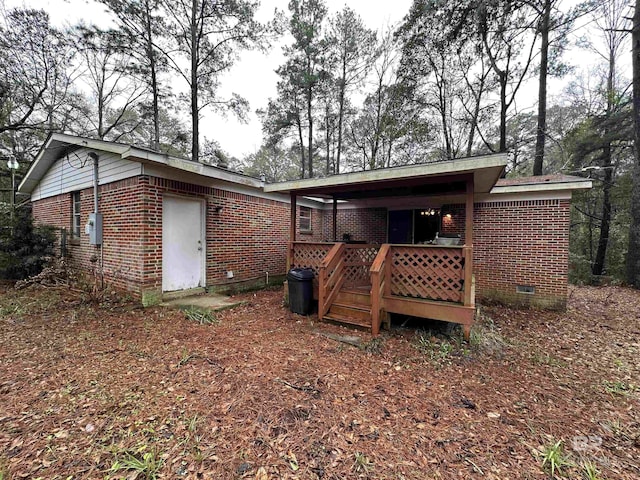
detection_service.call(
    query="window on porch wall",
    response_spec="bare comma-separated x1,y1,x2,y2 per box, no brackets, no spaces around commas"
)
299,206,312,232
71,191,81,238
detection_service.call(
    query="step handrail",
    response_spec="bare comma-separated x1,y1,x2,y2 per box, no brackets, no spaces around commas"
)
318,243,346,318
370,244,391,335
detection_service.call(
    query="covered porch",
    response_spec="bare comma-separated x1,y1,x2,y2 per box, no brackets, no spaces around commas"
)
264,155,507,339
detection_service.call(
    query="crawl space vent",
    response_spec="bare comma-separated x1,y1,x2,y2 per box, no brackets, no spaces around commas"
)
516,285,535,294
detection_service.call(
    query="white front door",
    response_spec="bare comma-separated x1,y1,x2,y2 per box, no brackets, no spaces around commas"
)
162,196,204,291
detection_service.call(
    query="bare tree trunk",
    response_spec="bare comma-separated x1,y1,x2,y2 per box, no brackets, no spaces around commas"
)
145,0,160,150
465,82,483,157
533,0,550,176
336,63,346,174
306,55,314,178
593,162,612,276
371,78,383,169
297,117,306,179
499,74,507,152
98,64,105,139
593,43,617,277
325,104,331,175
190,0,199,161
627,0,640,287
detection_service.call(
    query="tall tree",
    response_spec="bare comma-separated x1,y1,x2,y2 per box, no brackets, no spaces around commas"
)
0,7,71,137
325,6,375,173
159,0,270,161
286,0,327,178
260,65,308,177
457,45,495,156
627,0,640,287
399,0,536,154
235,144,300,182
349,29,399,169
0,5,76,198
348,28,433,170
75,27,147,140
530,0,589,175
590,0,629,276
476,0,537,153
98,0,167,149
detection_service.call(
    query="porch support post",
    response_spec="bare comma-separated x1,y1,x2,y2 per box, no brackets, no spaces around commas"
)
462,175,474,340
465,175,474,246
288,193,297,271
332,196,338,241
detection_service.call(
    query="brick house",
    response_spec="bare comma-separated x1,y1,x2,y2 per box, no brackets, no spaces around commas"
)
19,134,590,332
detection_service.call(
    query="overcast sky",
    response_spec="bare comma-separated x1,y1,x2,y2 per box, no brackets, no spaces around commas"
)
5,0,631,158
6,0,413,157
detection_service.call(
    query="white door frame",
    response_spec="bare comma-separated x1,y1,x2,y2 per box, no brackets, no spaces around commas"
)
162,194,206,291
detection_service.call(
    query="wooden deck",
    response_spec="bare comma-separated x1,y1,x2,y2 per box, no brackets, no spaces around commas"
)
289,241,475,339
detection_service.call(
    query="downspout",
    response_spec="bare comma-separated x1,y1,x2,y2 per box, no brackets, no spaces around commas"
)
88,152,103,288
89,152,99,214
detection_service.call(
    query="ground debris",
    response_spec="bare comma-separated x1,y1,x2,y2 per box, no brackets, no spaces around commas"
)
317,331,363,348
0,285,638,479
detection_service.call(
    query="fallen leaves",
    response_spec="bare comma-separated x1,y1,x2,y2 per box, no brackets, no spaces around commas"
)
0,285,638,478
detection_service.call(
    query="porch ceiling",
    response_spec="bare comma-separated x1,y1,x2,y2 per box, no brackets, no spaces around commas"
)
264,154,507,199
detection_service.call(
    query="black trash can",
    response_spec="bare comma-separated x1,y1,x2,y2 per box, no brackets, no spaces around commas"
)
287,268,314,315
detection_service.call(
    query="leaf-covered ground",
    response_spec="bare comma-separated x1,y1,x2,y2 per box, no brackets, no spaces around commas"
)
0,285,638,479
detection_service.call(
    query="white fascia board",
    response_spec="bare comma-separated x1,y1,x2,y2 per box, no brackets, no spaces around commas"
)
18,136,56,193
490,180,592,195
316,188,576,210
477,191,571,202
123,147,265,189
140,163,326,209
264,154,508,193
19,134,131,194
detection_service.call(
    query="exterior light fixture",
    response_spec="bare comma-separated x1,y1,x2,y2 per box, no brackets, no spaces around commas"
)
7,157,19,228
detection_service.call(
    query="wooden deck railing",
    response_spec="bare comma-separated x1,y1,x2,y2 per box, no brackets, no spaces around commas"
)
292,241,474,337
462,246,473,306
342,244,380,289
318,243,346,318
370,244,390,335
288,241,334,277
388,244,468,303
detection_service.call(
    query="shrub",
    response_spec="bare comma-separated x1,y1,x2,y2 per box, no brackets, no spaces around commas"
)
0,205,56,280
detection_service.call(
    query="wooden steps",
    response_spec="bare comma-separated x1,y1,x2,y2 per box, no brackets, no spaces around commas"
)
323,287,373,330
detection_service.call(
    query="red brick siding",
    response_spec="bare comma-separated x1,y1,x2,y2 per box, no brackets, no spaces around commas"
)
31,176,328,295
32,178,145,292
441,200,570,308
32,194,69,230
321,208,387,244
139,177,293,291
32,177,571,308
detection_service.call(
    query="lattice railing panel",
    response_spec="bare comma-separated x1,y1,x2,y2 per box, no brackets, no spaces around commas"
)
292,242,332,278
343,245,379,288
389,246,464,303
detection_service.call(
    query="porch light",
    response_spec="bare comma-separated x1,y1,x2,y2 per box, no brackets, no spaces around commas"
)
420,209,439,216
445,213,452,219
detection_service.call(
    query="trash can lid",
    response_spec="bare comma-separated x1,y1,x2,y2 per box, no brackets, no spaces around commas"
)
287,268,314,280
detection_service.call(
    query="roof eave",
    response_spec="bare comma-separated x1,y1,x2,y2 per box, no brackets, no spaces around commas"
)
18,133,266,194
491,180,593,195
18,133,131,194
122,148,264,189
264,153,508,195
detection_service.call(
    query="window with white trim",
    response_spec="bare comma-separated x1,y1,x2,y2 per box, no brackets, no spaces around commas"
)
72,191,81,238
299,206,312,232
